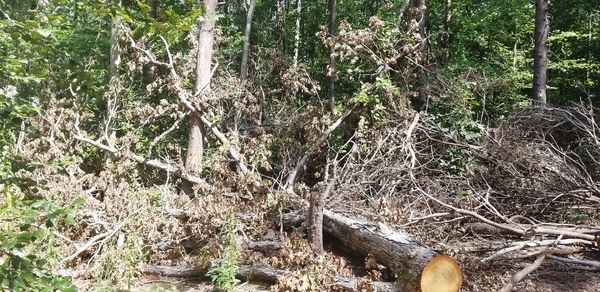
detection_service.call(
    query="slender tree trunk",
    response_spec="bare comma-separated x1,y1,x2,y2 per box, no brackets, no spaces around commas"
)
240,0,257,80
326,0,337,111
276,0,286,49
442,0,452,48
151,0,158,19
292,0,301,68
533,0,549,105
182,0,217,197
106,0,121,146
414,0,428,110
307,189,324,254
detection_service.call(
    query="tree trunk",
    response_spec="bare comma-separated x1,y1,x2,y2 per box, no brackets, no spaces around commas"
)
326,0,337,112
442,0,452,48
322,210,462,292
106,0,121,147
533,0,549,105
276,0,286,50
240,0,257,80
307,189,324,254
181,0,217,197
292,0,301,68
414,0,428,111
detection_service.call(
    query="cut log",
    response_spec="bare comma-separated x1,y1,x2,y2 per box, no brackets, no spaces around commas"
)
322,210,462,292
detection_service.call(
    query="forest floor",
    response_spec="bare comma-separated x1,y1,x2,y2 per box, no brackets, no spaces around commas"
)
23,106,600,291
114,256,600,291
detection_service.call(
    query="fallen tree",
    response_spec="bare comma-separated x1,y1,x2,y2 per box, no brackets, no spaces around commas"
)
321,210,462,292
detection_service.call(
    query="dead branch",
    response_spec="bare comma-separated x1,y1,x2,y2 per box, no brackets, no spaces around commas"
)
499,254,546,292
482,238,592,262
130,36,252,177
415,187,597,241
465,222,600,238
73,134,210,188
61,220,127,264
284,108,354,192
548,255,600,271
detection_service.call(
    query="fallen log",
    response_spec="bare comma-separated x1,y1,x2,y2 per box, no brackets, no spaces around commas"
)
143,264,399,290
322,210,462,292
465,222,600,240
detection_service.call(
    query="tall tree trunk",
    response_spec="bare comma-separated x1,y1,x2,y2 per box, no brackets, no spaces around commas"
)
240,0,256,80
533,0,549,105
326,0,337,111
276,0,286,49
414,0,428,110
181,0,217,197
106,0,121,147
292,0,301,68
442,0,452,48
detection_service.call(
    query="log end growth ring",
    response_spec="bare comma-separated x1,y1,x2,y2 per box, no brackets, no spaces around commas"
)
420,255,463,292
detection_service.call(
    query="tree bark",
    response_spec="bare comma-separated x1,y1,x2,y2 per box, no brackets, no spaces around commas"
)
181,0,217,197
533,0,549,105
326,0,337,112
240,0,257,80
322,210,462,292
414,0,428,111
307,189,325,254
105,0,121,147
292,0,301,68
442,0,452,48
276,0,286,50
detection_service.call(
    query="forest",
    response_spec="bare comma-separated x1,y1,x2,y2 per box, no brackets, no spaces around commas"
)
1,0,600,291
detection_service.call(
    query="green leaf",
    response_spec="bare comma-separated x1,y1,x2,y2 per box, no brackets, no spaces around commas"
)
72,198,86,206
136,1,152,13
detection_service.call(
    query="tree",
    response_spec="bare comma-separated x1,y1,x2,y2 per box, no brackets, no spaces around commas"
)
533,0,549,105
182,0,218,197
105,0,121,147
293,0,301,68
409,0,429,110
326,0,337,111
240,0,257,80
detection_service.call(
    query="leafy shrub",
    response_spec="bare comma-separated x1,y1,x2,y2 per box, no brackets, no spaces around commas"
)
207,215,240,291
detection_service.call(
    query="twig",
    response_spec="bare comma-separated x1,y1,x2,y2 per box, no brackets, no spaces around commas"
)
147,111,188,158
499,254,546,292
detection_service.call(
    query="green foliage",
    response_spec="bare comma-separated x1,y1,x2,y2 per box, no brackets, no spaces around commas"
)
207,215,240,292
0,188,77,291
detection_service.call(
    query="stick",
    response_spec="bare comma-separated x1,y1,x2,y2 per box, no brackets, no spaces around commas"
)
499,254,546,292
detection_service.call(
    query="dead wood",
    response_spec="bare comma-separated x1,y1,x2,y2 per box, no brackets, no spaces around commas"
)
464,222,600,238
143,264,287,283
499,254,546,292
247,241,283,253
144,264,400,289
280,208,463,291
322,210,463,292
